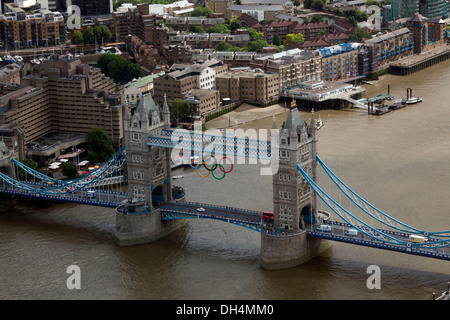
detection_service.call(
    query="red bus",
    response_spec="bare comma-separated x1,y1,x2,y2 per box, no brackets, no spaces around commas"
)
262,211,274,221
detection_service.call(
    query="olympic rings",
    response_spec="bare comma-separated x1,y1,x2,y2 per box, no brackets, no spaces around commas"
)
195,161,210,178
211,164,226,180
193,156,233,180
218,156,233,173
188,153,202,169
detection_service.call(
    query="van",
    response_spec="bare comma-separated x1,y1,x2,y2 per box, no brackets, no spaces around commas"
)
317,225,331,232
86,190,96,199
346,228,358,236
408,234,428,243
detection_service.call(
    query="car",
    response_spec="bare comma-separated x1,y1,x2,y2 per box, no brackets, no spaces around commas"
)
317,224,331,232
196,207,205,212
66,187,77,194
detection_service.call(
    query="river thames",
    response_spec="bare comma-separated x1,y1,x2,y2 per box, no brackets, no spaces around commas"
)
0,60,449,300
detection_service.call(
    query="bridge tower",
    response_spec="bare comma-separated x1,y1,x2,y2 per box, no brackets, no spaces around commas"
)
0,141,15,178
115,94,184,246
260,108,331,270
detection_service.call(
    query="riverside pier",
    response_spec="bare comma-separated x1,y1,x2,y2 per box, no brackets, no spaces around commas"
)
389,46,450,75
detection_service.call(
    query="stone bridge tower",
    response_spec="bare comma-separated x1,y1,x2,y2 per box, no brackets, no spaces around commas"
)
260,108,330,270
115,94,184,246
0,141,15,178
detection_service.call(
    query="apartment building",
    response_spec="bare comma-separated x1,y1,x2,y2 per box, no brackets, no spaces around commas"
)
0,5,66,48
152,58,228,106
167,31,250,49
0,63,21,84
215,68,279,104
405,14,447,53
363,27,414,72
319,43,359,82
164,16,227,32
227,4,286,22
0,56,126,160
205,0,234,19
250,49,322,91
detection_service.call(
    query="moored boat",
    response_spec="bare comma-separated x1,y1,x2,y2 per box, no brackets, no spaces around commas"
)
405,97,422,104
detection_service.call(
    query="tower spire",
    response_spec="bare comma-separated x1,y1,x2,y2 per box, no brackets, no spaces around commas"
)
162,94,170,128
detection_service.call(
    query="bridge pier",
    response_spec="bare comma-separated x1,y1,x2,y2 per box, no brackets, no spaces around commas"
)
114,200,185,246
260,232,331,270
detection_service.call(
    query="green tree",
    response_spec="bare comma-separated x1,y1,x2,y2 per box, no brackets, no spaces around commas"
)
71,30,84,45
348,28,372,41
189,24,205,33
83,26,95,44
208,24,230,33
229,17,243,31
248,28,264,41
244,39,270,52
170,99,192,121
311,0,326,10
97,54,144,83
18,158,38,180
86,127,114,163
303,17,310,24
215,41,233,51
62,162,78,179
190,6,213,17
273,34,282,46
94,25,112,43
311,15,324,23
348,15,358,28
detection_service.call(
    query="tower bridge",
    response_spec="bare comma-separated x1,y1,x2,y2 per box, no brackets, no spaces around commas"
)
0,93,449,270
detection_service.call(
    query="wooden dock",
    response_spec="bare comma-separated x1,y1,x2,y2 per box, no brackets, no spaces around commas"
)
389,46,450,75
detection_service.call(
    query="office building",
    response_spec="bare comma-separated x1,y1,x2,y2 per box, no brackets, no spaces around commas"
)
0,56,126,161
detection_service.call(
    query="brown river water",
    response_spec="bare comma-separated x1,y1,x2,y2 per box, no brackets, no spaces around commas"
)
0,60,449,300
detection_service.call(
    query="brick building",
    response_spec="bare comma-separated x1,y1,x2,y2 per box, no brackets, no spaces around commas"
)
215,68,279,104
152,58,228,106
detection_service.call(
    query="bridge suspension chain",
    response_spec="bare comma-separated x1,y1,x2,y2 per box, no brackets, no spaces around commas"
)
316,155,450,240
7,146,127,195
298,163,408,245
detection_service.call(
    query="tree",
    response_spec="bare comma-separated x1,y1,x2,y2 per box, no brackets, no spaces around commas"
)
248,28,264,41
190,7,213,17
302,17,310,24
229,17,243,31
208,24,230,33
86,127,114,163
215,41,231,51
189,24,205,33
273,34,282,46
71,30,84,45
170,99,192,121
83,26,95,44
18,159,38,180
244,39,270,52
311,15,324,23
93,25,112,43
311,0,326,10
348,28,371,42
304,0,313,8
97,54,144,83
284,33,305,46
62,162,78,179
348,15,358,28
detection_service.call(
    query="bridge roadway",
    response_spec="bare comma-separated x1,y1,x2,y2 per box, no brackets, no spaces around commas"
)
161,202,450,261
307,221,450,261
0,180,127,208
160,201,269,232
2,182,450,261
